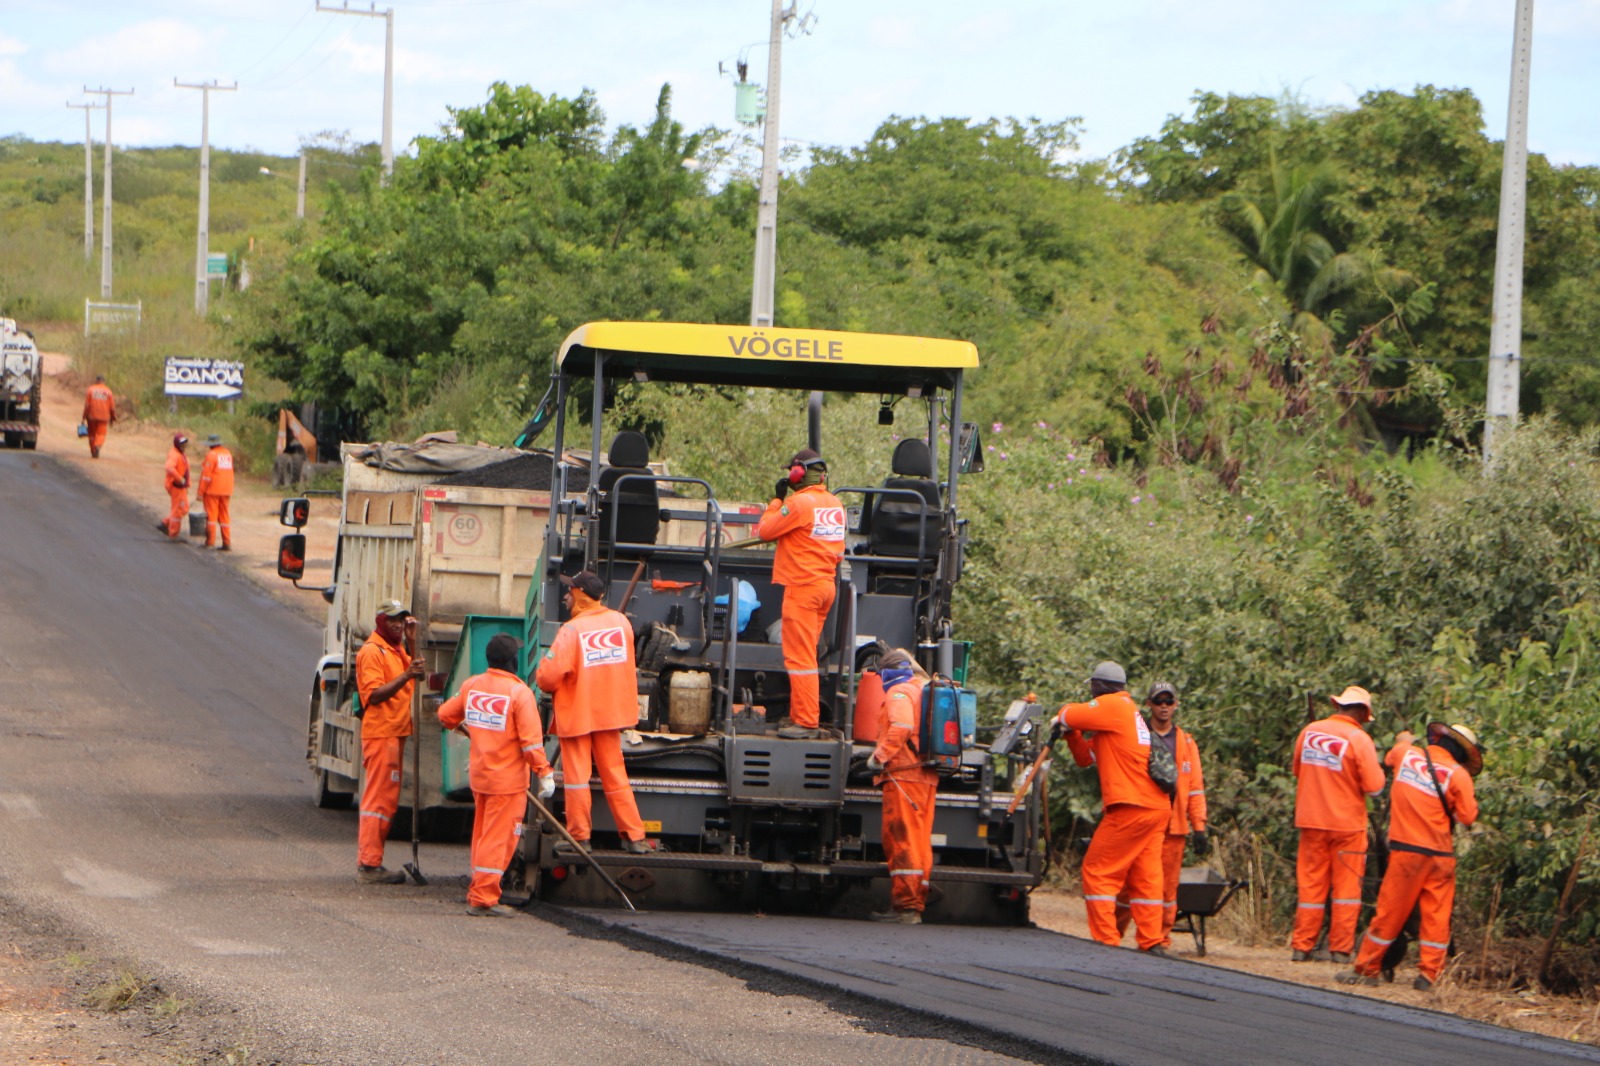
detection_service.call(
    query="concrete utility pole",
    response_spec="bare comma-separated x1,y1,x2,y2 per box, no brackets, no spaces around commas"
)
65,101,103,262
83,87,133,299
318,2,394,181
749,0,794,329
297,152,308,220
1485,0,1535,469
175,79,238,316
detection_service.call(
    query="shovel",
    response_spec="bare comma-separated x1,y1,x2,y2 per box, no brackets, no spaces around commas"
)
403,626,428,886
525,789,637,912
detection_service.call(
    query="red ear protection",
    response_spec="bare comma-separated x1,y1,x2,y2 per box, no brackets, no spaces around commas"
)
788,464,805,484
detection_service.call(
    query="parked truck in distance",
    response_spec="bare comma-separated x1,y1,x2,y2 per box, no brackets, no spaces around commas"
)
0,318,42,449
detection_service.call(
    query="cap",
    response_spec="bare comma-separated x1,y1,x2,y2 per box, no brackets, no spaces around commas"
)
786,448,826,469
1330,685,1373,713
1089,660,1127,685
560,570,606,599
1147,681,1177,701
1427,722,1484,776
377,599,411,619
485,633,522,662
205,433,222,446
173,432,189,446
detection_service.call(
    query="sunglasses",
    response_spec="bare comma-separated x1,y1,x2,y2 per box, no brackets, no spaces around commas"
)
1150,696,1176,706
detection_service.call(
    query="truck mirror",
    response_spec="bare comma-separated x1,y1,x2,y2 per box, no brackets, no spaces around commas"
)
280,497,310,528
277,533,307,581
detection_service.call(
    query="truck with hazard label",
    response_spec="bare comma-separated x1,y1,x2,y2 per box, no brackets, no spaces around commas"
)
496,322,1049,924
0,317,42,449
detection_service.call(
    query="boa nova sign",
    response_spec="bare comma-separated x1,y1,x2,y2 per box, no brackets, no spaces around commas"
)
164,357,245,400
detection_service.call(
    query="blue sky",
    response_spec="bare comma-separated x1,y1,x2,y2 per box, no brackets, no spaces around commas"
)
2,1,1595,167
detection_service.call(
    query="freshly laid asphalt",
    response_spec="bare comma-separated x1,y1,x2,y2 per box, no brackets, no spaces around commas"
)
1,449,1596,1066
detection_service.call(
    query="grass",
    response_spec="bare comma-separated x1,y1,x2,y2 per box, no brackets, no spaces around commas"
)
82,965,149,1012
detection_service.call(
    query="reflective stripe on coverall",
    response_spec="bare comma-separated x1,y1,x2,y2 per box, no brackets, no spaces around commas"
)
535,599,644,844
756,485,845,729
354,630,415,868
1291,713,1384,953
198,446,235,547
872,677,938,913
163,446,189,538
1353,741,1478,981
1056,692,1170,949
439,668,554,907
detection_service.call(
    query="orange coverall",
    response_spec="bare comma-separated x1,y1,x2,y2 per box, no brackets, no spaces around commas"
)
756,484,846,729
1353,741,1478,982
163,446,190,539
535,599,645,845
355,630,416,868
1113,727,1207,947
82,382,115,456
198,446,235,548
438,669,554,908
1056,692,1171,950
871,677,939,914
1291,712,1385,954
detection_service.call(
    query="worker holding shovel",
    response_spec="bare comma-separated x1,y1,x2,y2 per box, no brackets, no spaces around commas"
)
438,634,556,917
865,648,938,925
353,601,424,884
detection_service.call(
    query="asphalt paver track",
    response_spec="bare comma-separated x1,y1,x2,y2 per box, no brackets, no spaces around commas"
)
579,910,1600,1065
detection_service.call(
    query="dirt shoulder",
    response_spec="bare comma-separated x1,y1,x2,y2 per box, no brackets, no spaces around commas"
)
33,351,337,625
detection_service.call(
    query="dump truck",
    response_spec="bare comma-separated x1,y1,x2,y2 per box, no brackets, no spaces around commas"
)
0,318,42,449
281,440,584,831
497,322,1049,924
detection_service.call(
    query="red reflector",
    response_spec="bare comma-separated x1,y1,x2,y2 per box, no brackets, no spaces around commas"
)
550,865,569,881
427,672,447,693
943,720,959,745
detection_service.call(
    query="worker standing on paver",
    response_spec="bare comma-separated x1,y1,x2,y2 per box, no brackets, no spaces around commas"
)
1113,682,1208,949
1290,685,1385,962
197,434,235,551
535,570,650,854
1339,722,1482,991
865,648,938,925
756,448,846,740
81,375,115,459
437,633,557,917
1052,661,1172,953
159,433,190,541
354,600,425,884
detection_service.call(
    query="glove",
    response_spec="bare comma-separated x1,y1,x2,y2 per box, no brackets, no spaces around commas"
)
1047,720,1063,745
774,477,791,501
537,773,556,800
865,755,883,772
1191,830,1210,857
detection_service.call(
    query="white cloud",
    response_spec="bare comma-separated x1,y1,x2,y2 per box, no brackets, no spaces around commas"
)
0,33,25,57
42,20,215,82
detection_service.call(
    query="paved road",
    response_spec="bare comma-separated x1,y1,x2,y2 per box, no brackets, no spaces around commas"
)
581,910,1600,1066
0,452,1029,1066
3,451,1597,1066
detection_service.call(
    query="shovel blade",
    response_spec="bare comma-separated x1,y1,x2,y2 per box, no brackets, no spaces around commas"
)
403,862,428,886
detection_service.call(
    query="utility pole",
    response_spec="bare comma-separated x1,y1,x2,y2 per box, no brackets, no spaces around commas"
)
297,151,308,220
175,79,238,316
83,87,133,299
317,2,394,181
65,101,103,262
749,0,794,329
1485,0,1534,469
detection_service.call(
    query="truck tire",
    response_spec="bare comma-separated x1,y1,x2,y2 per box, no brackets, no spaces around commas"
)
312,766,352,810
21,435,36,450
2,431,17,449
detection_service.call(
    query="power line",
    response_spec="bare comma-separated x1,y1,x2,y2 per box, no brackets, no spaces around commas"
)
231,3,318,82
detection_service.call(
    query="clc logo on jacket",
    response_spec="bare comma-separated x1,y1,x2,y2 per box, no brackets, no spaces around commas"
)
1299,730,1349,770
464,690,510,731
1395,749,1451,794
579,626,628,666
811,507,846,540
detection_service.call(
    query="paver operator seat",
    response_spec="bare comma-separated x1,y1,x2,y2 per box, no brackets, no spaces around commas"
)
868,437,943,558
595,430,659,548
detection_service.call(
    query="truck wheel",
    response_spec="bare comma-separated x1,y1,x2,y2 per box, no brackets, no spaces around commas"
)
20,436,36,450
1,432,17,448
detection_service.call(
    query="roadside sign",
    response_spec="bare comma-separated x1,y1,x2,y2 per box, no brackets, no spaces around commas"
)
164,356,244,400
206,253,229,280
83,300,142,337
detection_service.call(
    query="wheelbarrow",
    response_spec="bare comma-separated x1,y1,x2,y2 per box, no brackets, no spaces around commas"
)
1172,866,1249,957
